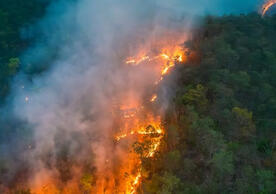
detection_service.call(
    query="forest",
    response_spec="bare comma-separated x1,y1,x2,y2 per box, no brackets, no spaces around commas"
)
142,13,276,193
0,0,276,194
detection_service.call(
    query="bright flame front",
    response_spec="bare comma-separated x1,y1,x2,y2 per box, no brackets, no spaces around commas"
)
108,44,186,193
30,36,186,194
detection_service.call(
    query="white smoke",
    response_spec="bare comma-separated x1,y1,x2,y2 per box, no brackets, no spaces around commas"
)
1,0,261,191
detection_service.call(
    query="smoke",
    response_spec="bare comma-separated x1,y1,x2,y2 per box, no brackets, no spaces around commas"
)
0,0,263,192
1,0,190,192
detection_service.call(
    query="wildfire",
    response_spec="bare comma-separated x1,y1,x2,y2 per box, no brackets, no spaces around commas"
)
110,44,186,193
113,113,164,193
161,62,174,75
150,94,157,102
129,169,142,194
126,56,150,65
29,35,186,194
161,53,169,60
261,0,276,16
125,47,185,76
126,59,136,64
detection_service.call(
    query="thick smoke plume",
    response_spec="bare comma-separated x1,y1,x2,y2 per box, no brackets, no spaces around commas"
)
0,0,261,193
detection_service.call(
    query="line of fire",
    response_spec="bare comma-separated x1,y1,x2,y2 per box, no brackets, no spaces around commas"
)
24,2,274,190
28,35,189,194
94,43,187,193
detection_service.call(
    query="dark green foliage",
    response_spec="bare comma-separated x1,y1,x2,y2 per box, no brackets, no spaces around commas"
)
0,0,50,104
142,13,276,194
143,172,181,194
1,2,276,192
0,1,50,191
256,170,276,194
0,0,49,61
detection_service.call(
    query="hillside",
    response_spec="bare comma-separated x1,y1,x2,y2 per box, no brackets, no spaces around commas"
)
0,1,276,194
142,13,276,193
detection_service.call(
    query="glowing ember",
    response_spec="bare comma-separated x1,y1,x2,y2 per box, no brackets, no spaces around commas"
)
126,55,150,65
30,35,186,194
177,55,183,62
113,113,164,193
109,44,186,193
126,59,136,64
111,44,186,193
161,62,175,75
261,0,276,16
115,124,164,142
161,53,169,60
129,169,142,194
150,94,157,102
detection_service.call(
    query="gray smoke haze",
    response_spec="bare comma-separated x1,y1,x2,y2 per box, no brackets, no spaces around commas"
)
9,0,193,191
0,0,263,192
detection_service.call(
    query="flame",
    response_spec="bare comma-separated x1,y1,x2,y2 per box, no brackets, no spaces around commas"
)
126,59,136,64
150,94,157,102
161,53,169,60
109,44,186,193
130,170,142,194
112,115,164,193
126,55,150,65
161,61,174,75
30,33,187,194
126,46,185,78
261,0,276,16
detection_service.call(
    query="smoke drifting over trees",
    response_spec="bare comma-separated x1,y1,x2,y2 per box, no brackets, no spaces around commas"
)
0,0,275,193
2,0,192,192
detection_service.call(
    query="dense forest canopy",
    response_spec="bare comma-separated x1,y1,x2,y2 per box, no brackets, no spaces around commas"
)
143,13,276,193
0,0,276,193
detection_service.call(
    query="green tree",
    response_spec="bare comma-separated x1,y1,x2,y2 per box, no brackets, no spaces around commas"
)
232,107,256,140
7,57,20,75
182,84,208,110
143,172,181,194
211,150,234,177
256,169,276,194
163,150,181,172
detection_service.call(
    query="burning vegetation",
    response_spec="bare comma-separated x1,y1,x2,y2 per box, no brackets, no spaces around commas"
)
91,42,186,193
2,0,276,194
2,1,276,194
21,35,188,194
261,0,276,16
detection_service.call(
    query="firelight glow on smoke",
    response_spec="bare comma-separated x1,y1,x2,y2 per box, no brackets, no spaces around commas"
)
2,0,192,193
0,0,265,194
26,34,187,194
106,43,186,193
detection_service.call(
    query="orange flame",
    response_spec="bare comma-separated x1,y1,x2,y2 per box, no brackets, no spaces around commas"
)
261,0,276,16
111,44,186,193
150,94,157,102
30,34,187,194
112,113,164,193
126,55,150,65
